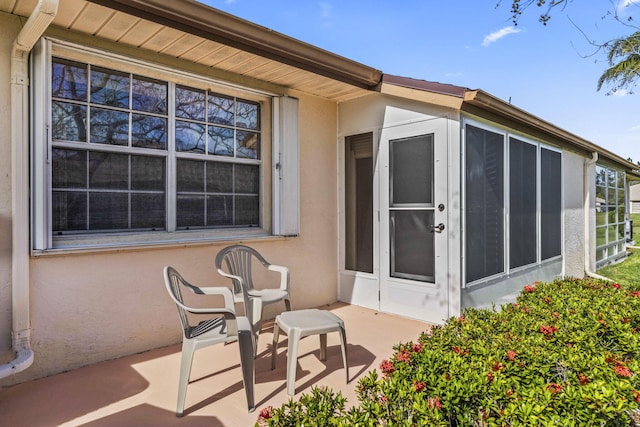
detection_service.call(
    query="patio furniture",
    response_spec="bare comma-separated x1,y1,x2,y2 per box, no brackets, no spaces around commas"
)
215,245,291,351
271,309,348,396
163,266,255,416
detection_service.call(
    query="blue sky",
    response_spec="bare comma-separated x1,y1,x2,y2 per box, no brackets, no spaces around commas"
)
200,0,640,163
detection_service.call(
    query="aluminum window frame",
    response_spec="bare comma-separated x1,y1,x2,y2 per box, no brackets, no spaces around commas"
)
462,117,563,288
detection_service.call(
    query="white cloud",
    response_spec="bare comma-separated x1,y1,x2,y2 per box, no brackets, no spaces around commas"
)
630,124,640,132
612,89,629,97
319,2,332,19
482,26,521,47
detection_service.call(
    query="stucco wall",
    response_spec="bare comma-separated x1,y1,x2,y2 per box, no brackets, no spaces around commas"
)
563,150,587,278
0,39,339,385
0,13,21,368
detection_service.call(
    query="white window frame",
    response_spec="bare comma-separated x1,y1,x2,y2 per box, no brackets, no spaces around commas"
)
595,164,627,266
462,117,563,287
31,38,299,252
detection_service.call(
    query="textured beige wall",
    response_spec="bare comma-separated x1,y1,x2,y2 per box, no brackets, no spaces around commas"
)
563,151,587,279
0,13,21,367
0,46,339,384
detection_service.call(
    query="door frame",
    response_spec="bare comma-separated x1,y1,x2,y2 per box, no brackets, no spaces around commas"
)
378,117,449,323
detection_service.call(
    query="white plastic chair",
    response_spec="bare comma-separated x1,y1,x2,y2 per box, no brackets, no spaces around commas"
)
215,245,291,350
163,266,255,416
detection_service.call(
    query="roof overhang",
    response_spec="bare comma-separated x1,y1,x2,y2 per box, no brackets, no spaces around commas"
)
463,90,640,177
85,0,382,91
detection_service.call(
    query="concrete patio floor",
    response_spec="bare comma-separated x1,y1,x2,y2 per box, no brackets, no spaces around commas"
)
0,303,431,427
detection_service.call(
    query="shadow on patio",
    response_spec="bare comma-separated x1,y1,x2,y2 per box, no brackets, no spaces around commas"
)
0,303,431,427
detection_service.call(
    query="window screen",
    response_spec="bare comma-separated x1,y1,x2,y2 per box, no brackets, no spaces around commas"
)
540,148,562,260
509,138,537,268
465,125,505,283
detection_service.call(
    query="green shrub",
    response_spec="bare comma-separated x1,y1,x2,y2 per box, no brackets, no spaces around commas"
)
257,278,640,426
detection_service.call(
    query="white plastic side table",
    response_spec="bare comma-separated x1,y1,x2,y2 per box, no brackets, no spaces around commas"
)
271,309,349,396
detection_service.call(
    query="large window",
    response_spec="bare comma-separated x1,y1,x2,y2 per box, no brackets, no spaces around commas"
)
31,41,295,250
51,58,261,234
465,122,562,285
596,165,627,265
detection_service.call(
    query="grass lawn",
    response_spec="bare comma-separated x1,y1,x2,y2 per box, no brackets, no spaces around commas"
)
598,247,640,287
633,213,640,243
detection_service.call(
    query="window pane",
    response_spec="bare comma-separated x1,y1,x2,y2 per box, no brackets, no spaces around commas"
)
132,76,167,114
236,99,260,130
52,149,87,188
509,138,537,268
207,195,233,226
465,125,504,283
208,126,234,156
89,192,128,230
390,210,434,281
596,209,607,226
595,166,606,187
131,193,165,229
89,152,128,190
208,94,234,125
540,149,562,260
617,172,625,189
175,86,205,121
596,226,606,246
597,248,606,262
206,162,233,193
236,130,260,159
177,159,204,192
235,195,259,226
52,102,87,142
52,59,87,101
90,107,129,146
131,114,167,150
176,121,205,153
177,195,204,228
131,156,165,191
52,191,87,231
235,164,259,194
618,224,626,240
90,67,129,108
608,225,617,243
607,169,616,187
608,188,616,206
391,134,433,205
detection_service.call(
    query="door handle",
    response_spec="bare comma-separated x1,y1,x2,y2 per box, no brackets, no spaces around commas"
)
429,223,445,233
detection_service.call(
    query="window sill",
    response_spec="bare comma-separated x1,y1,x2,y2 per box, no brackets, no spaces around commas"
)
32,229,296,256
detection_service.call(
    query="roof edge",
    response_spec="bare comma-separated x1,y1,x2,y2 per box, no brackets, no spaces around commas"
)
86,0,383,90
382,74,467,98
465,90,640,174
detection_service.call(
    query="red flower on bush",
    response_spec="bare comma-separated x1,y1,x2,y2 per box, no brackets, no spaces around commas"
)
634,391,640,404
612,283,622,290
412,343,423,353
258,406,273,420
547,383,563,394
578,373,589,385
396,350,411,363
505,388,514,397
630,291,640,297
452,346,468,355
380,359,395,376
614,364,633,378
523,284,536,293
506,350,517,361
492,362,504,371
539,325,558,336
427,396,442,410
413,381,426,392
487,372,494,383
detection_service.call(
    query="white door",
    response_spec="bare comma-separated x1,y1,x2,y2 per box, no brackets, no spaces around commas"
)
379,119,449,323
